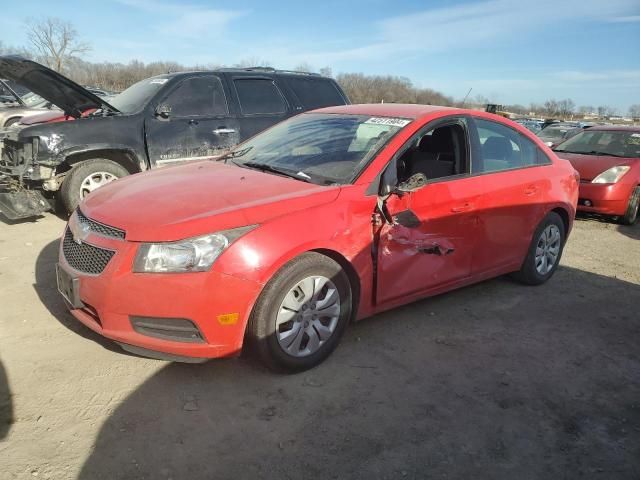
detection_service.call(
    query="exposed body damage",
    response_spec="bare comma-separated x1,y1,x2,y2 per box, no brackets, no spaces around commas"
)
0,56,349,219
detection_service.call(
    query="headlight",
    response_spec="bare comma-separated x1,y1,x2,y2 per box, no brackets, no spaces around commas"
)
591,166,630,184
133,225,256,273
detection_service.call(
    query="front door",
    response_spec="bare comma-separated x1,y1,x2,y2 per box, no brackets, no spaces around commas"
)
375,178,481,304
145,75,240,167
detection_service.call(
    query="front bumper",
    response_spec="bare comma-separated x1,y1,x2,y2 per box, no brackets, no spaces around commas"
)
57,218,263,361
577,182,634,216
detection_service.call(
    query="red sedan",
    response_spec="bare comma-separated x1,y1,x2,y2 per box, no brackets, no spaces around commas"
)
56,104,578,370
554,126,640,224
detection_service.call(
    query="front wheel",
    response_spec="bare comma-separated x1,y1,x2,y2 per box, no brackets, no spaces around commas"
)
513,212,566,286
620,186,640,225
248,253,353,372
59,159,129,214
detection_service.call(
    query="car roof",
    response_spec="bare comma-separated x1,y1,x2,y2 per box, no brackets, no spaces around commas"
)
585,125,640,132
310,103,461,119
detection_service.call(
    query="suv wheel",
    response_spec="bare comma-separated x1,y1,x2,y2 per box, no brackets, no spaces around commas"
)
59,159,129,214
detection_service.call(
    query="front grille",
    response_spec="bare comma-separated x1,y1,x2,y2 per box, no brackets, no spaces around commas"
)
62,228,115,274
77,209,126,240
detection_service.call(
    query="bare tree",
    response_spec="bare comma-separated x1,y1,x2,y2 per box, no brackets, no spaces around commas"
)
25,17,90,72
629,104,640,119
557,98,575,118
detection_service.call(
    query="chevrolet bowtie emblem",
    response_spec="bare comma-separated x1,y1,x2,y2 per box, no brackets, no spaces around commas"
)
70,220,91,244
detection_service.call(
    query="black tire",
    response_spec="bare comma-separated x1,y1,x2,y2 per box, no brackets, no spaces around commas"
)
59,159,129,214
247,252,352,372
4,117,20,127
513,211,566,286
620,186,640,226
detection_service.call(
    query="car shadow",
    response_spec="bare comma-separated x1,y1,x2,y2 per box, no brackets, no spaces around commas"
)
618,224,640,240
34,239,137,356
0,358,12,440
77,266,640,479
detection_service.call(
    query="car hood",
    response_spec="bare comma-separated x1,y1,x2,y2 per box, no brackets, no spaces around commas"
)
556,151,639,181
81,161,341,242
0,56,118,118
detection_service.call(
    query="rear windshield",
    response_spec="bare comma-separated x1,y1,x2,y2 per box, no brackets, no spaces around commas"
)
109,76,170,114
555,130,640,158
228,113,410,185
285,77,345,109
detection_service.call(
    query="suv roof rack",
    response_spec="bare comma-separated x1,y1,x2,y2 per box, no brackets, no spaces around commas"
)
215,67,321,76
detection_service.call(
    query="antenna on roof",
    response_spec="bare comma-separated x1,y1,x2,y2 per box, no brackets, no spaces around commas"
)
461,87,473,107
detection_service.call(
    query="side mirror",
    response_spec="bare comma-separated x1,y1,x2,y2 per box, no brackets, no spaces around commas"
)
155,104,171,119
378,161,398,196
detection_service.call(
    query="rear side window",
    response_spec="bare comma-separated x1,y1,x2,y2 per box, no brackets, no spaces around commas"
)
286,77,344,109
234,78,286,115
473,118,547,173
164,76,227,117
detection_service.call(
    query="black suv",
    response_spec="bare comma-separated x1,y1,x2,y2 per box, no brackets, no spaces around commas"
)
0,56,349,219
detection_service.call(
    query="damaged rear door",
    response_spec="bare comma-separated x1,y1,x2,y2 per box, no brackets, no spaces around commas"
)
145,74,240,166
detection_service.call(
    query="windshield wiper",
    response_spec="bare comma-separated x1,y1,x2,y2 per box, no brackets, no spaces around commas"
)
217,146,253,163
242,161,312,182
588,151,624,158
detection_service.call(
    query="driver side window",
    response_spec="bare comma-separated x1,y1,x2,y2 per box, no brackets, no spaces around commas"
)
162,76,228,117
397,120,469,183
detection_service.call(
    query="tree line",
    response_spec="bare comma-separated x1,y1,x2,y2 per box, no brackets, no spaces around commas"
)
1,17,637,120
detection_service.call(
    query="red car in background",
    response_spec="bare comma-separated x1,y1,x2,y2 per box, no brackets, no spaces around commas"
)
554,126,640,224
56,104,578,370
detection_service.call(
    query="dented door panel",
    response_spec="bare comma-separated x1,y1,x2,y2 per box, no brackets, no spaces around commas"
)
376,177,483,304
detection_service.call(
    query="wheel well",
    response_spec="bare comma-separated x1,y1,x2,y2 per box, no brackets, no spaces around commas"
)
311,248,361,322
63,150,141,174
3,116,20,127
551,207,570,236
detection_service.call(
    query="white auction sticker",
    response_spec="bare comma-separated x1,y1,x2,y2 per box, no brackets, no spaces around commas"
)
150,79,169,85
364,117,411,127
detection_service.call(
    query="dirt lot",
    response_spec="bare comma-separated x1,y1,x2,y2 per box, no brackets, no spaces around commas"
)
0,213,638,480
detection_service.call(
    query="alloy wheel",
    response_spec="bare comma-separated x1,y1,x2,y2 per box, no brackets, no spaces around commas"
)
80,172,118,199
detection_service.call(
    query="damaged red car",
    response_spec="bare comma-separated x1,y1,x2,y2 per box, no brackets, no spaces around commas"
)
56,104,578,370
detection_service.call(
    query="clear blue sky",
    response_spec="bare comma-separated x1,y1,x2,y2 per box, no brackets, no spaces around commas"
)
1,0,639,113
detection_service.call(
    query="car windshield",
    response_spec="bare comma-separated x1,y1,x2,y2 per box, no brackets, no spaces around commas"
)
538,126,571,140
555,130,640,158
21,92,45,107
226,113,410,185
109,76,170,114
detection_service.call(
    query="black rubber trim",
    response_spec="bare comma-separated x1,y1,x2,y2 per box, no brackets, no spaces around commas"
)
129,316,206,343
117,342,209,363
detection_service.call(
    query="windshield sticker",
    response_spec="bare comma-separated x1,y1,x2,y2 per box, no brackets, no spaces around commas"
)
364,117,411,127
150,79,168,85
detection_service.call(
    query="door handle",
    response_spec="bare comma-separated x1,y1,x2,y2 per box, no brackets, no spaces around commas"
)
212,128,236,135
451,203,473,213
524,185,539,196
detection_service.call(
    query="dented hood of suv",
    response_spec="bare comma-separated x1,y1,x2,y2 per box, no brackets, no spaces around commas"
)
0,56,118,118
81,161,341,242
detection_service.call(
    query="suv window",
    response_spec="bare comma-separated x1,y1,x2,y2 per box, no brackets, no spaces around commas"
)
474,118,545,173
286,77,344,109
163,76,227,117
234,78,286,115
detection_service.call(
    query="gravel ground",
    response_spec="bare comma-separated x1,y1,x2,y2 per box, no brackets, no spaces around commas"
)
0,213,638,480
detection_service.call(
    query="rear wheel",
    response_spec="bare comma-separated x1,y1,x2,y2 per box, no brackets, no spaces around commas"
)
513,212,565,285
620,186,640,225
59,159,129,214
248,253,352,372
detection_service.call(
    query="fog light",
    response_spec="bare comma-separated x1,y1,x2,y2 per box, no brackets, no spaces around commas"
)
584,200,592,207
